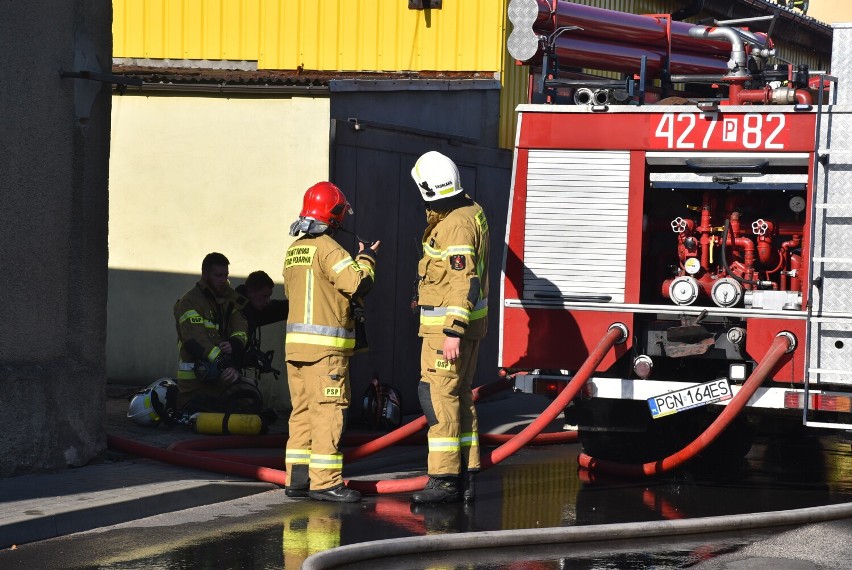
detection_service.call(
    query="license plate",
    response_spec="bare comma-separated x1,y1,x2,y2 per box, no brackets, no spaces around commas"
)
648,378,733,419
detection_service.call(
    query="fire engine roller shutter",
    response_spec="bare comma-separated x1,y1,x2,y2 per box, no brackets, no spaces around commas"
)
523,149,629,303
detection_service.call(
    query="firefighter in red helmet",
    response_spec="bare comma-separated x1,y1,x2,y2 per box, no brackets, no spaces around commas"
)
283,181,380,502
409,151,490,504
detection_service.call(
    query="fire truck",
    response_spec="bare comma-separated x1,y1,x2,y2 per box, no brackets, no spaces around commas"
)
500,1,851,464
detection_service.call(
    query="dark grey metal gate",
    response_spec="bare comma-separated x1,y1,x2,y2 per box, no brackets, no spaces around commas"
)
330,118,512,416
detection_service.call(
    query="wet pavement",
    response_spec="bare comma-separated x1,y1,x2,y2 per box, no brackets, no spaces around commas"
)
4,422,852,569
0,384,852,570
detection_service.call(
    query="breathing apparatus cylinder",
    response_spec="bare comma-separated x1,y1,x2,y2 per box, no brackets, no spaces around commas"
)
191,412,263,435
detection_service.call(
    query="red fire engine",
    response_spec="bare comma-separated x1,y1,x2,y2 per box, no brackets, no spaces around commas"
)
501,1,850,465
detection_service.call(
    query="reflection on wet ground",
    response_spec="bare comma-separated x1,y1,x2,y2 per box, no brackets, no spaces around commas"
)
12,434,852,569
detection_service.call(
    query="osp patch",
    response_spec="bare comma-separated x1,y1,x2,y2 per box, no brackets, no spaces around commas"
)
450,254,466,271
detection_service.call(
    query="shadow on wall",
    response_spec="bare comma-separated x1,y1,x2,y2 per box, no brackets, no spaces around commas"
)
503,244,586,370
106,268,293,415
108,139,513,420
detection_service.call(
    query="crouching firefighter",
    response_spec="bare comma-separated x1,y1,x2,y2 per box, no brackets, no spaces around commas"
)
283,181,380,503
410,151,490,504
173,252,264,416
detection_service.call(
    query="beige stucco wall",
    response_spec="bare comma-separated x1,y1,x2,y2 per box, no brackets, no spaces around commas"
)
808,0,852,24
108,93,330,412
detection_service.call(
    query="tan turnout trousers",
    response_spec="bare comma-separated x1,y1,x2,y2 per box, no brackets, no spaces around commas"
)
284,354,351,491
419,336,481,476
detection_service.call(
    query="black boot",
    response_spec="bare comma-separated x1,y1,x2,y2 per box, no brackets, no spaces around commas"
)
460,471,476,503
411,476,460,504
309,484,362,503
285,464,310,498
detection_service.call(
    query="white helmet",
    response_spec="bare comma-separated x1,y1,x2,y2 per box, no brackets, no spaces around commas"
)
127,378,178,426
411,151,463,202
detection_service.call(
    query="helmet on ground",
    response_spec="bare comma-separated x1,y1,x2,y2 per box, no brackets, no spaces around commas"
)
361,376,403,431
411,151,463,202
380,385,402,430
127,378,178,426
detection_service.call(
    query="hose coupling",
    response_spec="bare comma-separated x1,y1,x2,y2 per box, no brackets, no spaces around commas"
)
776,331,798,354
608,322,629,344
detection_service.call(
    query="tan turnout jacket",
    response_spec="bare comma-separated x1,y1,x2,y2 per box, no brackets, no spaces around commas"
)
174,281,248,380
283,233,376,361
417,197,489,340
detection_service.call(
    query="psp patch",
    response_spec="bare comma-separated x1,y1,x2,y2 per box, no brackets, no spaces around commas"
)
449,254,466,270
324,386,342,398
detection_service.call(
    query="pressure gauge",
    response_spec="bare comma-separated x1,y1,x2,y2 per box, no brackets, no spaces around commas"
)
684,257,701,275
789,196,806,213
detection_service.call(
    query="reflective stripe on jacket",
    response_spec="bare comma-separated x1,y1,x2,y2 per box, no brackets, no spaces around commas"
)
283,233,376,360
417,197,489,339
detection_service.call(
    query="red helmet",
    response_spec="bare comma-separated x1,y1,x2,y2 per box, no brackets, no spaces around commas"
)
299,182,353,228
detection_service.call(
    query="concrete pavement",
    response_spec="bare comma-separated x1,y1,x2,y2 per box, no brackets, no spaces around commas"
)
0,383,561,549
0,383,284,548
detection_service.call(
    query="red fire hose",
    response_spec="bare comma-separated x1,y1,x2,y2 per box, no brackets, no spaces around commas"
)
107,434,291,486
577,332,796,477
481,324,627,468
343,376,513,463
108,325,627,495
345,323,626,494
156,431,575,470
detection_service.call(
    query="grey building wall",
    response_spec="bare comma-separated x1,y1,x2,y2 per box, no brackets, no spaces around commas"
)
0,1,112,476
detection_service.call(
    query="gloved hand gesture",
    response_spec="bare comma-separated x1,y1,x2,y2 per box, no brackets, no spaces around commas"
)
352,302,366,324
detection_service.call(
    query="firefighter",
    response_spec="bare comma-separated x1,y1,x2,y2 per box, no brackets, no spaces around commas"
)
234,270,288,377
173,252,261,413
283,181,380,503
409,151,490,504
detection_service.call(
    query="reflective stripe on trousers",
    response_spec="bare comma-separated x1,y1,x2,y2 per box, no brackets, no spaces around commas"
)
419,336,481,476
285,354,351,490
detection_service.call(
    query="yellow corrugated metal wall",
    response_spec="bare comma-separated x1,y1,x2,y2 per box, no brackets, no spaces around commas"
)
114,0,263,60
114,0,515,145
260,0,505,72
113,0,506,72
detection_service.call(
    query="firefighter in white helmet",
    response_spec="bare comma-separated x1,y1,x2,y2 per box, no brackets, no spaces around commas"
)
283,181,380,503
410,151,489,504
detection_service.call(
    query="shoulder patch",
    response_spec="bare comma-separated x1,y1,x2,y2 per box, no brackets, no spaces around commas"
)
450,254,466,270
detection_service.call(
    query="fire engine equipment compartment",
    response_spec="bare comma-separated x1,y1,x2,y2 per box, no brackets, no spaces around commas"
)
645,151,808,312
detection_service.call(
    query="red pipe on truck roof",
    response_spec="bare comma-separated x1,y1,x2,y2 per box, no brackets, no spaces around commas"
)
530,0,734,56
548,35,730,76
